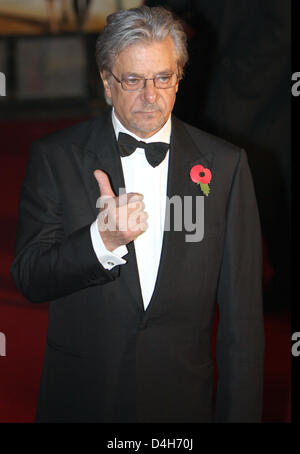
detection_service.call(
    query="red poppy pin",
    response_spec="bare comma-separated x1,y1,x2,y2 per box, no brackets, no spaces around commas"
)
190,164,212,196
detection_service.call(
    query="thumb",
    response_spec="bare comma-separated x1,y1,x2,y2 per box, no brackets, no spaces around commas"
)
94,169,116,198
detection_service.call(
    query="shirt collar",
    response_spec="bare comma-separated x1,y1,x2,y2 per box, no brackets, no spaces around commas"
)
112,108,171,145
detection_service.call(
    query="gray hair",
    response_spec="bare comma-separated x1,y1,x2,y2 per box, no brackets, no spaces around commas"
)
95,6,188,76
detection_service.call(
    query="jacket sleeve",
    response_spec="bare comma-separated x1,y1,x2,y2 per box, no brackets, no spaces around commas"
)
10,140,118,303
214,149,265,422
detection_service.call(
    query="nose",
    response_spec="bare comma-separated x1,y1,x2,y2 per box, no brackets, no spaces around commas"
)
142,79,158,104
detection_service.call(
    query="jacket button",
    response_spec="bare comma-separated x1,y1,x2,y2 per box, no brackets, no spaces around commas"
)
139,320,148,330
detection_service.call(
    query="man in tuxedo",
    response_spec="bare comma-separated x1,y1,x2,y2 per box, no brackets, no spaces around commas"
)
11,6,265,423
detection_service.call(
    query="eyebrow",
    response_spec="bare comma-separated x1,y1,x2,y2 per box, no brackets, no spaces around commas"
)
122,69,175,78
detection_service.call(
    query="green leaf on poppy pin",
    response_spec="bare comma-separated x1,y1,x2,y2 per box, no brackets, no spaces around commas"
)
199,181,210,196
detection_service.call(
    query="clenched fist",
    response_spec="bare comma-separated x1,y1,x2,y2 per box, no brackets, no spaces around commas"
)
94,169,148,251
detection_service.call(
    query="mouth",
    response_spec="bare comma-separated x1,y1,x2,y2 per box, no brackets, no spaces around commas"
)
135,110,159,115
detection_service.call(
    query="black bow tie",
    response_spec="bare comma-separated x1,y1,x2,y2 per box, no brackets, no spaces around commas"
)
118,132,169,167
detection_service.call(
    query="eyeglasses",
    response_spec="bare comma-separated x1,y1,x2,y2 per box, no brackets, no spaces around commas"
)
109,71,180,91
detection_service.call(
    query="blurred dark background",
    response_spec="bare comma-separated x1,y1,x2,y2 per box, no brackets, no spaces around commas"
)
0,0,291,422
146,0,291,313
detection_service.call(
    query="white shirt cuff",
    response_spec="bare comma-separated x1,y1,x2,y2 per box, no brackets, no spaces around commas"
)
90,218,128,270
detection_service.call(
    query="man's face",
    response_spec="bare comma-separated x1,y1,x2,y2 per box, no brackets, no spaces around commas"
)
101,36,180,138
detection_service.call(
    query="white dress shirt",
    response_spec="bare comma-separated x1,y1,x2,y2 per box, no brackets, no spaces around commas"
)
90,109,171,309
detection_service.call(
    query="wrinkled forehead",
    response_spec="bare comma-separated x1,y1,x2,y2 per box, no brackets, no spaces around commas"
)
112,36,179,75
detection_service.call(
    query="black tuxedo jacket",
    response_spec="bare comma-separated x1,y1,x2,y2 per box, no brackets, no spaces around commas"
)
11,109,265,423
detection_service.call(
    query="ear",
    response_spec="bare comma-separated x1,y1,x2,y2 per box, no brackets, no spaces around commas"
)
100,71,112,100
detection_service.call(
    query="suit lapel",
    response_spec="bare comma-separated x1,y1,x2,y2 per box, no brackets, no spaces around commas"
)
71,110,125,218
71,109,144,313
144,115,215,316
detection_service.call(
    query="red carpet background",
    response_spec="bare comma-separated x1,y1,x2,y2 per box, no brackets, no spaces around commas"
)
0,119,291,423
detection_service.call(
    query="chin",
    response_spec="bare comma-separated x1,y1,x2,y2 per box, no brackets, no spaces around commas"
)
131,117,166,137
